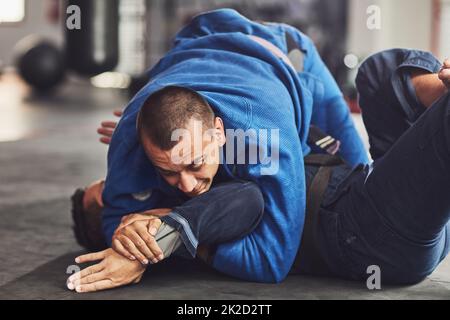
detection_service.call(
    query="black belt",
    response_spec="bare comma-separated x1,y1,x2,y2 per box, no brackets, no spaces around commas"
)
292,153,344,275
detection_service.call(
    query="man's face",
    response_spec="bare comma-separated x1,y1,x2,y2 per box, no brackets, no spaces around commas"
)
142,117,226,197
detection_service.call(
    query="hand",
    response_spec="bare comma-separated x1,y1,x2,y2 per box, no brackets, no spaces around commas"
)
438,58,450,90
66,248,146,293
113,216,163,265
97,109,122,145
112,209,171,265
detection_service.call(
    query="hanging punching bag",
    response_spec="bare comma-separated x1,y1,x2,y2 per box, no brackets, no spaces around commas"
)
65,0,119,76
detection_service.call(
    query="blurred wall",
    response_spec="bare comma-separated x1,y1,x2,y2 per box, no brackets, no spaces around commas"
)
347,0,433,60
0,0,63,67
439,0,450,60
0,0,442,74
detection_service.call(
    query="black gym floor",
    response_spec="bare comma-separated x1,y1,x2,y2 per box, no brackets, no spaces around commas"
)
1,74,449,300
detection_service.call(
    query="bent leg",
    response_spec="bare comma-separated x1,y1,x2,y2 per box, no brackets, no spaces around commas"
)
334,92,450,284
161,180,265,258
368,91,450,245
356,49,443,160
316,50,450,284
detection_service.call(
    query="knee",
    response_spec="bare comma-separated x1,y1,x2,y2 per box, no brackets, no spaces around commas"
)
169,180,265,246
356,49,406,103
357,49,441,105
209,180,264,239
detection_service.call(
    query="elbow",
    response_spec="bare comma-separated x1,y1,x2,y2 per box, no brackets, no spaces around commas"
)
270,266,290,284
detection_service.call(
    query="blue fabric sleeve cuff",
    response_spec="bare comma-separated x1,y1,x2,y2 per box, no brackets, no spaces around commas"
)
392,52,443,123
160,211,198,258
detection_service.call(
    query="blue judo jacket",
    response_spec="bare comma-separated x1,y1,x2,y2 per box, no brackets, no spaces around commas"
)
102,9,368,283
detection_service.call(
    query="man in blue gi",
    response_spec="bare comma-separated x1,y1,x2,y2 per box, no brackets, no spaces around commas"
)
67,9,450,293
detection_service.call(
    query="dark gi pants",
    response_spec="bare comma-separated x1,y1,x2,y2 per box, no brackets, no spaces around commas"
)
299,49,450,284
160,180,265,258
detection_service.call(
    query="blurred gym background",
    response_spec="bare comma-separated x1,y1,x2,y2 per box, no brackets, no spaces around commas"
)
0,0,450,299
0,0,448,144
0,1,448,115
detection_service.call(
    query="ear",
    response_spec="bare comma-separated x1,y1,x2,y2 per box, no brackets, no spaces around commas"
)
214,117,226,147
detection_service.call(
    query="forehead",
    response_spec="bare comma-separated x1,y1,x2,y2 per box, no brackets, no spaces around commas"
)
142,123,213,167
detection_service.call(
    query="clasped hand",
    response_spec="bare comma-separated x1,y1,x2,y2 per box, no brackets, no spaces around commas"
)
67,208,171,293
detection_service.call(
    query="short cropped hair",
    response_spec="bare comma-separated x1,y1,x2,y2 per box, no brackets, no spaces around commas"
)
137,86,215,150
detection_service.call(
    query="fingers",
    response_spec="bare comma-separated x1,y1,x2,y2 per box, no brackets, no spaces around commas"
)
443,58,450,69
116,233,149,265
135,223,164,263
148,218,162,237
112,238,136,261
97,127,115,146
97,121,118,145
126,228,158,264
119,213,139,227
97,127,115,137
113,220,164,264
75,250,107,264
70,263,104,283
100,121,118,129
97,110,121,146
99,137,112,145
73,280,114,293
119,213,160,229
67,265,106,290
439,69,450,89
118,214,149,230
439,68,450,78
67,246,145,293
439,60,450,89
113,215,164,264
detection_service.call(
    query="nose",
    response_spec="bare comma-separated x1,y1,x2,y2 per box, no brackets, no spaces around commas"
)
177,172,198,194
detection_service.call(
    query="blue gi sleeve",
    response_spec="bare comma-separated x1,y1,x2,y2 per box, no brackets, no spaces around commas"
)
282,25,369,166
211,112,306,283
101,101,171,246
